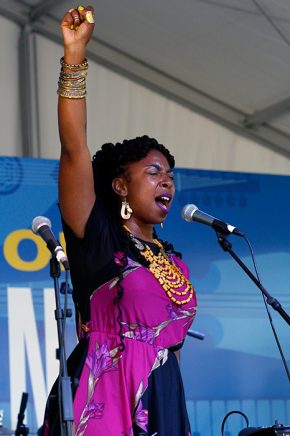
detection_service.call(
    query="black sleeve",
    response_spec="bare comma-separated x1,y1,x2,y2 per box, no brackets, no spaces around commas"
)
61,200,121,322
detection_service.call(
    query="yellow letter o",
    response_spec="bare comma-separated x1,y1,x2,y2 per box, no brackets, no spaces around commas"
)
4,230,51,271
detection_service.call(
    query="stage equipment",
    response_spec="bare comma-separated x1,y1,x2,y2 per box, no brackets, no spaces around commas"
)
32,216,69,271
181,204,290,382
238,421,290,435
181,203,244,236
31,218,73,436
15,393,28,436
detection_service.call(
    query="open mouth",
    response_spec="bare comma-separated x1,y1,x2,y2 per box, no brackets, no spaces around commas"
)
155,194,172,213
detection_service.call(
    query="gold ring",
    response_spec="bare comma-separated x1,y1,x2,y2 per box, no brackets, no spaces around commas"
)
85,11,95,24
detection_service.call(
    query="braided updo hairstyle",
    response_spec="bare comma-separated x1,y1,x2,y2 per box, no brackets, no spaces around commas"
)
92,135,180,350
92,135,174,216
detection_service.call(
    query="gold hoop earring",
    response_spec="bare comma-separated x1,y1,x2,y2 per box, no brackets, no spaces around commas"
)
121,198,133,220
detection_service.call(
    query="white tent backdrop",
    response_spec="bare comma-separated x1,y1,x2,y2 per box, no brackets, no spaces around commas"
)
0,16,22,157
1,13,290,174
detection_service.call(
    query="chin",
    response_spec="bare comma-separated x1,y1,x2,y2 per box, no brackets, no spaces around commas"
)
145,208,169,224
152,213,168,224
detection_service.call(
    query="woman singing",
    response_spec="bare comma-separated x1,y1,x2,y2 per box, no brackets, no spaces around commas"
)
43,5,197,435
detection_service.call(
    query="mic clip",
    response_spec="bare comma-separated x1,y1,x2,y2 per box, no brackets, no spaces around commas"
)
212,219,244,237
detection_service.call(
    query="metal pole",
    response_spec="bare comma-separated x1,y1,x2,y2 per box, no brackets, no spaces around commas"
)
19,23,41,157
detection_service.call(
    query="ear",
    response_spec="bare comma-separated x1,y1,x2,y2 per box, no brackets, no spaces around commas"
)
112,177,128,197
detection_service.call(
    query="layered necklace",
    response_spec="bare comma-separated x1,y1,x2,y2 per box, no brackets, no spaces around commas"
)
123,226,194,305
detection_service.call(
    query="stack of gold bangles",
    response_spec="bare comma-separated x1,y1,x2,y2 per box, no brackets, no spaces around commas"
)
57,57,88,99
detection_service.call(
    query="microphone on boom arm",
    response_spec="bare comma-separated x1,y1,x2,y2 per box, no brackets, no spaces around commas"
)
181,204,244,237
32,216,70,271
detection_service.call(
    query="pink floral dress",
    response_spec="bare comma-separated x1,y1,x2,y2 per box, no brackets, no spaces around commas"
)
43,201,197,436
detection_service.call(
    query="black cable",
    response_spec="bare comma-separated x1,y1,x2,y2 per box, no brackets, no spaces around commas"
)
242,234,290,381
221,410,249,436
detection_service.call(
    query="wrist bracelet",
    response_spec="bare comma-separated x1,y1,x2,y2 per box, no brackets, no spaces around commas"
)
60,56,88,71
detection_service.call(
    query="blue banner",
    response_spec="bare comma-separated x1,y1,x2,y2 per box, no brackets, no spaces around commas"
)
0,157,289,435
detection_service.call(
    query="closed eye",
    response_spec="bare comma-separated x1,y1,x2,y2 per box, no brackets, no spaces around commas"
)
145,164,174,180
148,171,174,180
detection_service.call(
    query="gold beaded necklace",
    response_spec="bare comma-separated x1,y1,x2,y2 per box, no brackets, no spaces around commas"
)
123,226,194,305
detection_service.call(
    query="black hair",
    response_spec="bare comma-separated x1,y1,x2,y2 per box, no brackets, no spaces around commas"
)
92,135,175,219
92,135,180,351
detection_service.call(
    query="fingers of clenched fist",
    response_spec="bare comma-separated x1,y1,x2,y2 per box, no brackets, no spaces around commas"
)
63,5,95,31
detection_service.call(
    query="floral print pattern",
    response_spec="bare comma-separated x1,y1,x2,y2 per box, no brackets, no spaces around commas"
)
86,341,120,381
114,250,128,268
166,302,197,327
73,254,197,434
83,400,104,419
75,401,102,436
134,400,148,432
75,341,121,435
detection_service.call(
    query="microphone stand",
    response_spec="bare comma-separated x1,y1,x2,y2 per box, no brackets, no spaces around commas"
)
216,232,290,382
15,392,29,436
50,257,74,436
216,232,290,326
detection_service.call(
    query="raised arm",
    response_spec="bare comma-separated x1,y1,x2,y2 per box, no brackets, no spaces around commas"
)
58,6,95,238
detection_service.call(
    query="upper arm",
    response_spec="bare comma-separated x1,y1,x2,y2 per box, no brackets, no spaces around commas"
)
59,146,96,239
57,95,96,238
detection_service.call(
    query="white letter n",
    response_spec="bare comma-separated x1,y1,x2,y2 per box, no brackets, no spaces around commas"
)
8,287,47,429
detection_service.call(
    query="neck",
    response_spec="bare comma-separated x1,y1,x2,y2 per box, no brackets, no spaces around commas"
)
122,220,154,242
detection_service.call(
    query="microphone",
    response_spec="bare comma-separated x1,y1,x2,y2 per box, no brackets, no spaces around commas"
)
32,216,70,270
187,329,205,340
181,204,244,237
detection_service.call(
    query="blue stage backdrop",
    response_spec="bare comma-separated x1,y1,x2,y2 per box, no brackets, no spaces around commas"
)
0,157,289,435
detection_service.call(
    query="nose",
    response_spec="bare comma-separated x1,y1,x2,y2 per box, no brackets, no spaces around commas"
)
160,173,174,188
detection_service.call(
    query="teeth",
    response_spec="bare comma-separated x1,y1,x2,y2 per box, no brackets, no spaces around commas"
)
161,196,170,201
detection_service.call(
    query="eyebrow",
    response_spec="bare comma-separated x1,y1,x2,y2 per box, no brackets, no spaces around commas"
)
145,164,173,173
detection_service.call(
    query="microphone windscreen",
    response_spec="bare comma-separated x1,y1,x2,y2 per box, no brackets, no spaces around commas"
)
32,216,52,234
181,204,198,222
